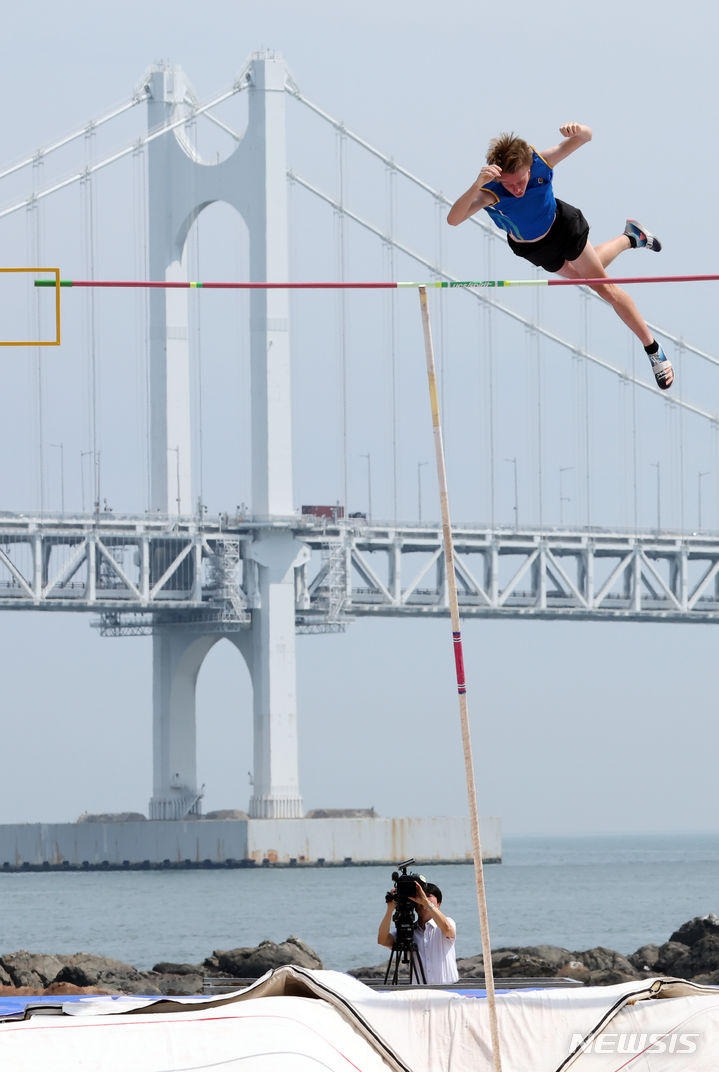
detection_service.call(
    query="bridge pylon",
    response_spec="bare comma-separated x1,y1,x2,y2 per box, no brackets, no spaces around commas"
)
145,53,304,820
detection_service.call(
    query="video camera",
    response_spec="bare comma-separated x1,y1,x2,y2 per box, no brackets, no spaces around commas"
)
385,858,427,946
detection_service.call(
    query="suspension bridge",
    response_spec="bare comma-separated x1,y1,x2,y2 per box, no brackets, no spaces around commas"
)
1,50,718,837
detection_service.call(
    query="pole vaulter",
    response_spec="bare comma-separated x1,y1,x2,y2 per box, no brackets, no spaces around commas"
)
447,123,674,390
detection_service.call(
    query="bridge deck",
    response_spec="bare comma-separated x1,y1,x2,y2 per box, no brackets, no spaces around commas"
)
0,513,716,629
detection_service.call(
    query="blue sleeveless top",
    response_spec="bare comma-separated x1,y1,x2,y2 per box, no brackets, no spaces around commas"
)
481,149,556,240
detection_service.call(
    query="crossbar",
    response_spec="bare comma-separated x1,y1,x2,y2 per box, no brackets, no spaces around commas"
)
33,274,719,290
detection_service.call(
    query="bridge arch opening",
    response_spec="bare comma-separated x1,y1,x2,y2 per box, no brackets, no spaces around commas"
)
195,633,254,815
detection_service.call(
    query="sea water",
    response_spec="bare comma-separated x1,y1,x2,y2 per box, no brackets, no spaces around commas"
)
0,832,717,972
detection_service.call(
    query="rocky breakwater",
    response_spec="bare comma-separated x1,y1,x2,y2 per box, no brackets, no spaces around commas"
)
2,915,718,997
350,913,719,987
0,937,323,998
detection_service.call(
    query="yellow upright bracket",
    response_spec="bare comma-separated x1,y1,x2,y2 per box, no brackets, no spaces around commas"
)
0,268,61,346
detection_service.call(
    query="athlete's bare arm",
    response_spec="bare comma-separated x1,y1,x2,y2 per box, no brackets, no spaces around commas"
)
447,165,500,226
540,122,592,169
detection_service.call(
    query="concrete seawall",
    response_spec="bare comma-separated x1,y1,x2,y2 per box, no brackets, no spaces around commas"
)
0,816,501,870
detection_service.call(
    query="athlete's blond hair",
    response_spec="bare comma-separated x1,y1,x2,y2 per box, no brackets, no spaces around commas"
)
486,133,533,173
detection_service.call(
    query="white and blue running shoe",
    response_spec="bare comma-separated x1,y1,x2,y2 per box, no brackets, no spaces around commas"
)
648,342,674,390
624,218,662,252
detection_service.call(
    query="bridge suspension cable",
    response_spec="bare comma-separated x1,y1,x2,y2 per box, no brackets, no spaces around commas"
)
0,94,149,184
0,83,249,222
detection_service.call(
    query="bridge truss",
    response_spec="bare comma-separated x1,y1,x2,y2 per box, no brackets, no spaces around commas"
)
1,512,718,631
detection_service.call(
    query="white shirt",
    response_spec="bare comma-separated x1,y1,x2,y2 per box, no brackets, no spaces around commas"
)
392,916,459,984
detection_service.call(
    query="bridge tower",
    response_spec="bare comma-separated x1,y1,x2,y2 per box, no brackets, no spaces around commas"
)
146,53,305,820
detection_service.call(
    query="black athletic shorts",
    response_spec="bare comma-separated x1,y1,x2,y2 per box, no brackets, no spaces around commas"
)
507,199,590,273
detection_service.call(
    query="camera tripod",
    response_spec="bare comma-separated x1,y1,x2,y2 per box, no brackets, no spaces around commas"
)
383,937,427,986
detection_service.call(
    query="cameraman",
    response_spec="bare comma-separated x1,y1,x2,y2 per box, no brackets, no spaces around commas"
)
378,879,459,984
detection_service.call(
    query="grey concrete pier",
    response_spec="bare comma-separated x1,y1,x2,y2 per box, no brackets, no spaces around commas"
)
0,816,501,870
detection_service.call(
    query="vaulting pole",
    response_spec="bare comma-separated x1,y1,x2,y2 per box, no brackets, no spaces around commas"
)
417,285,502,1072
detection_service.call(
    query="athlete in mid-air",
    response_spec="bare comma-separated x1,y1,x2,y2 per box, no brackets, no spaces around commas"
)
447,123,674,390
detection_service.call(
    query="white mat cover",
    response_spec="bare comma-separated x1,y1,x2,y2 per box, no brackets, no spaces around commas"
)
1,967,718,1071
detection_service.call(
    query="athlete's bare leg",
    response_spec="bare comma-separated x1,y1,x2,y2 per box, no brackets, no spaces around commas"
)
556,241,652,345
556,240,674,389
593,234,631,269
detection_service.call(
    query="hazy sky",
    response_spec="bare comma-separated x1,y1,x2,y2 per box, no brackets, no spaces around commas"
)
0,0,717,837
